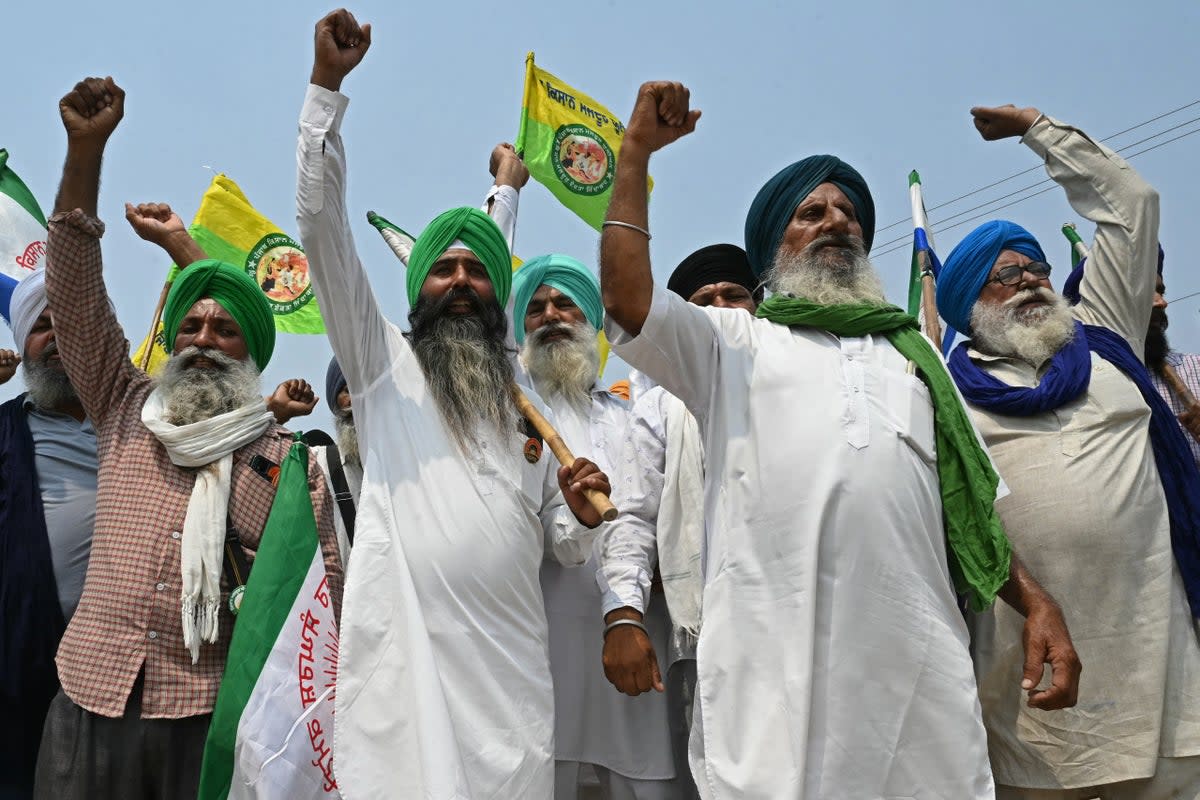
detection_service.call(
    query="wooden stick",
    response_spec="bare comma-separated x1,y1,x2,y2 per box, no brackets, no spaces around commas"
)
138,282,172,372
511,385,618,522
1163,363,1199,408
919,262,942,348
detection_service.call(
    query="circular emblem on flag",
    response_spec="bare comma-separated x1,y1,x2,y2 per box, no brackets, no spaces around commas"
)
245,233,315,315
229,584,246,616
552,125,614,196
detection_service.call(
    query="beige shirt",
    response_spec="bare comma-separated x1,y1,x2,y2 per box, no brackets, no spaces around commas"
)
966,116,1200,789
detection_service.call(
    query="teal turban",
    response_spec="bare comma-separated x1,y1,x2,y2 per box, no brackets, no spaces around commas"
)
936,220,1046,334
744,155,875,276
511,254,603,344
406,207,512,308
162,259,276,370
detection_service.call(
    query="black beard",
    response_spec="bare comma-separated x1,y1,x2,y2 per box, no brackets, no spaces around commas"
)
1145,324,1170,372
406,287,516,449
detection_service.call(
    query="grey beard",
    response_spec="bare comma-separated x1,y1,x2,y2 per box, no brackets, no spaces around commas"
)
23,341,79,411
762,234,887,306
334,410,360,466
154,346,262,426
410,312,517,451
969,288,1076,367
521,321,598,408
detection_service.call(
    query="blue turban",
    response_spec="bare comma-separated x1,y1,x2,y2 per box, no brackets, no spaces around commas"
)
936,220,1046,334
325,356,347,414
511,254,603,344
744,155,875,276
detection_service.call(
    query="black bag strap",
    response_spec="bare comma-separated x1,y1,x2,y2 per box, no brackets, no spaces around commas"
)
321,443,357,545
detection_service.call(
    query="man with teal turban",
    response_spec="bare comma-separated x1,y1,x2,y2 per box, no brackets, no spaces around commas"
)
296,13,615,798
510,253,678,798
935,104,1200,799
34,79,343,799
599,79,1080,799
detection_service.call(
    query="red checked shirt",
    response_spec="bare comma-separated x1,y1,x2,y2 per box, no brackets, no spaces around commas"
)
45,210,343,719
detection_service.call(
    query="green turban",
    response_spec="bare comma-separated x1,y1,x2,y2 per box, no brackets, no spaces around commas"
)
162,259,276,370
407,207,512,308
511,254,603,344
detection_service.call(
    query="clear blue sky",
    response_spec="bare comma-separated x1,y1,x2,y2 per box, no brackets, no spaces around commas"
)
4,0,1199,431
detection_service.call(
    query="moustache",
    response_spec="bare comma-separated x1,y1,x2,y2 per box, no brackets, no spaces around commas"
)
1003,287,1057,310
178,346,233,371
805,233,861,253
38,340,60,365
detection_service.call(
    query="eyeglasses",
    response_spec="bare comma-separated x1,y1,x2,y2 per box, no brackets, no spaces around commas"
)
985,261,1052,287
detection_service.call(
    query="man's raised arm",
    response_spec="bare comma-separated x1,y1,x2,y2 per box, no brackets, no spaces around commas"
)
124,202,209,269
600,82,699,337
297,9,392,395
45,77,138,429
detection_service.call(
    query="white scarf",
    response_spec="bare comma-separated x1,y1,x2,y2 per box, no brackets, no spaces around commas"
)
659,392,706,663
141,388,274,663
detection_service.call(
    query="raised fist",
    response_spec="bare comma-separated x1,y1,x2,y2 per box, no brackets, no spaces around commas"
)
971,104,1042,141
311,8,372,92
622,81,701,156
0,349,20,385
125,202,187,246
490,143,529,189
59,77,125,145
268,378,319,424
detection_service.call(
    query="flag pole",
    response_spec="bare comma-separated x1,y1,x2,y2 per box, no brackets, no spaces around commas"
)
138,282,170,372
511,385,618,521
909,171,942,346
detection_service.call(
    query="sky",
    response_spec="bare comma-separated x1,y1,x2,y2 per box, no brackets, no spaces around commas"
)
3,0,1199,432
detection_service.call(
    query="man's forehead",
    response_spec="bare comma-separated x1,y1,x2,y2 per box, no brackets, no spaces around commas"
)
798,182,850,207
184,297,234,318
531,284,568,301
435,248,482,266
991,249,1035,270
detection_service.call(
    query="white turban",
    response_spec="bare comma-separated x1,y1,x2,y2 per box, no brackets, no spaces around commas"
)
9,269,48,352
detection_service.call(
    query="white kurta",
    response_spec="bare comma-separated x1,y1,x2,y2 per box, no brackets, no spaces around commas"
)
297,84,597,799
538,387,676,781
609,289,993,799
964,116,1200,790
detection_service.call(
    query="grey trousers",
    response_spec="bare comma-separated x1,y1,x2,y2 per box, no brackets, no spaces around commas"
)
33,676,211,800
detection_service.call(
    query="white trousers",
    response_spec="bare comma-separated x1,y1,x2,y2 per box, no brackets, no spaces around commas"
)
996,755,1200,800
555,760,680,800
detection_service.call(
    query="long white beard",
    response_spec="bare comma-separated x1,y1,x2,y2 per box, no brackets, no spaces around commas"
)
521,321,598,408
969,287,1076,367
154,346,262,426
761,234,887,306
334,411,360,466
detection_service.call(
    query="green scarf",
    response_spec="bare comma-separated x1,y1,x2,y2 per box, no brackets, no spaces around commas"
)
756,295,1011,610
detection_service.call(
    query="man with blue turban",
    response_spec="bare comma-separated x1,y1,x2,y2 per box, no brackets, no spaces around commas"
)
600,80,1080,800
936,103,1200,799
296,11,614,798
33,79,344,798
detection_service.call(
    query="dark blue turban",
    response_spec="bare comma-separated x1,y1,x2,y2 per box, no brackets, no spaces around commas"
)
936,220,1046,334
744,155,875,276
325,356,348,414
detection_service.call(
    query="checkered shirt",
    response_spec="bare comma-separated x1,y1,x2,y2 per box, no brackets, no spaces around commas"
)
1151,350,1200,468
45,210,343,719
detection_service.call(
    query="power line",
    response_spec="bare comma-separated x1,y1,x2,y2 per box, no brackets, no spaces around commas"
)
871,118,1200,257
874,99,1200,236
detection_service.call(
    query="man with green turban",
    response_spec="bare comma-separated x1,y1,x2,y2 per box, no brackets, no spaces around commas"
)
34,77,343,798
599,79,1080,800
296,11,614,798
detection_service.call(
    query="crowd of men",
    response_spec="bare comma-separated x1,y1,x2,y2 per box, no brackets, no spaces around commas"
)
2,7,1200,800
